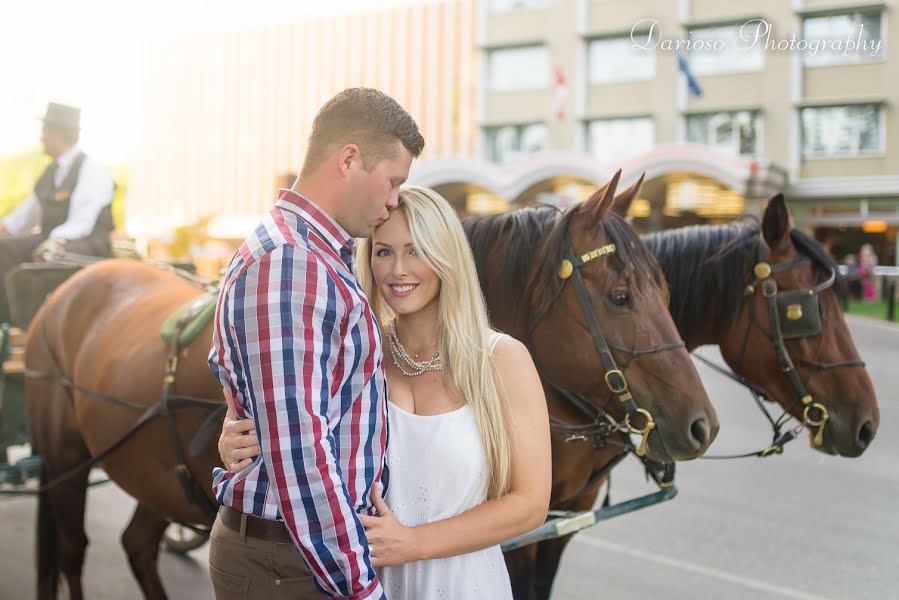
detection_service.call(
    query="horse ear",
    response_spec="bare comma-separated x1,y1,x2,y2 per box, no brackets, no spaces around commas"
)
762,193,793,251
612,173,645,217
582,169,622,222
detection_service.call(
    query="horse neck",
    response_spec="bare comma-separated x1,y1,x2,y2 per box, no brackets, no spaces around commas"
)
466,213,546,340
643,224,752,351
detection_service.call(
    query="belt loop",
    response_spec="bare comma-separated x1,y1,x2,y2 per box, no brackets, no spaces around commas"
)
239,512,248,543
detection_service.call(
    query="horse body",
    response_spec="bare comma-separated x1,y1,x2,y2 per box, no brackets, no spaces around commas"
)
28,260,217,599
465,175,718,599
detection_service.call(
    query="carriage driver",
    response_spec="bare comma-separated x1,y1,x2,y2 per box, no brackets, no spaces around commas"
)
0,102,115,324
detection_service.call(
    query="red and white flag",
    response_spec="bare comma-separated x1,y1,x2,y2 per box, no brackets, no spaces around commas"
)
552,63,569,122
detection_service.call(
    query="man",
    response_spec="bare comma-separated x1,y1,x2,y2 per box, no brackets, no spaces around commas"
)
207,88,424,599
0,102,115,323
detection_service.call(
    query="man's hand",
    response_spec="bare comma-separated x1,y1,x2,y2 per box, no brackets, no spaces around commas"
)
0,224,7,236
218,387,260,471
32,238,67,262
358,483,422,567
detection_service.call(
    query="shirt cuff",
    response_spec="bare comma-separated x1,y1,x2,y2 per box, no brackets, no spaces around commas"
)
334,578,385,600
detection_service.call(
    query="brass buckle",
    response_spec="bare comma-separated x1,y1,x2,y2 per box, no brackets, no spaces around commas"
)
604,369,628,394
761,444,783,457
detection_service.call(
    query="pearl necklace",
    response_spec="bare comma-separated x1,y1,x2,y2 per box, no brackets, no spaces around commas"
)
387,320,442,377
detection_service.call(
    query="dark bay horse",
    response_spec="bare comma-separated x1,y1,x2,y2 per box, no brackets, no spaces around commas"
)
27,173,717,599
514,191,880,600
465,172,719,599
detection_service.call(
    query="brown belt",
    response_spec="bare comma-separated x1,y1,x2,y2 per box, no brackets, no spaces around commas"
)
219,505,293,544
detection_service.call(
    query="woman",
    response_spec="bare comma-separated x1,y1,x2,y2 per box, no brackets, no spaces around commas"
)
218,185,551,598
859,243,878,303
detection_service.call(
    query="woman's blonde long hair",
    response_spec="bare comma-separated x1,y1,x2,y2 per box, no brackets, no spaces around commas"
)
356,186,512,499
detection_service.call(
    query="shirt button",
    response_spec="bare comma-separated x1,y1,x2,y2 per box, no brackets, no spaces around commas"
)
275,579,281,586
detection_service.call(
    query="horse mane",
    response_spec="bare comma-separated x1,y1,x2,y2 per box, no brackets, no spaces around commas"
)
464,206,667,323
642,219,846,335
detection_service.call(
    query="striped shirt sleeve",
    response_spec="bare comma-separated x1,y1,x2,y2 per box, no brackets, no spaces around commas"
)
229,244,384,600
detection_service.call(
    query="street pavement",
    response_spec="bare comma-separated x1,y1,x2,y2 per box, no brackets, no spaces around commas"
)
0,315,896,599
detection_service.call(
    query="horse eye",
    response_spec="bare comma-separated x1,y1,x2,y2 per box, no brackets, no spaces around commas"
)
609,291,631,308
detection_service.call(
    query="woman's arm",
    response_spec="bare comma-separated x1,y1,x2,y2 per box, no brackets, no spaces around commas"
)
361,335,551,566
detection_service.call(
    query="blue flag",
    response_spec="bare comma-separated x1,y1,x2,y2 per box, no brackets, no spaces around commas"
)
677,52,702,97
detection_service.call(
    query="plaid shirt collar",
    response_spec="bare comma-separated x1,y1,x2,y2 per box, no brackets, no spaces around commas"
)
276,189,356,258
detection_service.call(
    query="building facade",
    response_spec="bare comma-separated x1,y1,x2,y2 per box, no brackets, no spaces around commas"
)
128,0,478,242
410,0,899,263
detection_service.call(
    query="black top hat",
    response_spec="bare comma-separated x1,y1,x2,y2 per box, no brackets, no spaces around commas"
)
41,102,81,130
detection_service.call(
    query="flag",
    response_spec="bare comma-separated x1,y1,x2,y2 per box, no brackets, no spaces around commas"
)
551,63,569,122
676,51,702,97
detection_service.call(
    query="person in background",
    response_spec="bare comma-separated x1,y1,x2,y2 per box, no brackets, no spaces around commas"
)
0,102,115,323
859,244,879,303
843,253,863,302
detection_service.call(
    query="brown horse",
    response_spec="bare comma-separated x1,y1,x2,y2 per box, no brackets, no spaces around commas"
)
27,259,223,600
464,172,719,599
516,193,881,600
27,173,718,599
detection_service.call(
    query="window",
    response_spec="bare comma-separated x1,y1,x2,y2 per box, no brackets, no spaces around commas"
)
802,12,885,66
489,0,549,11
484,123,548,165
585,117,654,164
487,46,550,91
687,111,760,156
688,23,764,75
801,104,883,157
588,36,656,83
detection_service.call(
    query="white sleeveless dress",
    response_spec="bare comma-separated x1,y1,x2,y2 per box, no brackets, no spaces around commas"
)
378,395,513,599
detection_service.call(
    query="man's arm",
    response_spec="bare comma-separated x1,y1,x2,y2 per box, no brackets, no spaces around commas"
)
223,245,383,600
48,159,114,240
2,194,40,236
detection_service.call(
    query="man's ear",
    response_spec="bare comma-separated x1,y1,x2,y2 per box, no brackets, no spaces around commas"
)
337,144,361,175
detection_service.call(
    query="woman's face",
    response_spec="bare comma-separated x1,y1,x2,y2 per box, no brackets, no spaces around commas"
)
370,209,441,316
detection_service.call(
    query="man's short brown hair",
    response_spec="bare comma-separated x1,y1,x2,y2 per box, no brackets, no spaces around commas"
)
301,88,425,176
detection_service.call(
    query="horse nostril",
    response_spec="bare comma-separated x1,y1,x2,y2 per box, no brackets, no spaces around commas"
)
690,417,710,448
857,420,876,448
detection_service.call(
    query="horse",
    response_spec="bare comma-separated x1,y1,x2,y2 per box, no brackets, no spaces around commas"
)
513,191,880,600
464,172,719,599
26,172,718,599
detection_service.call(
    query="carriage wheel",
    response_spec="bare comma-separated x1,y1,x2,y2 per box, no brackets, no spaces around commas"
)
163,523,210,554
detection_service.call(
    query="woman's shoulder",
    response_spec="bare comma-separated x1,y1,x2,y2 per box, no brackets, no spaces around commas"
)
487,331,532,373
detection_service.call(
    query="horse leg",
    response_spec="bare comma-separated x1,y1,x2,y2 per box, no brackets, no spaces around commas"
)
504,543,539,600
533,484,604,600
121,502,170,600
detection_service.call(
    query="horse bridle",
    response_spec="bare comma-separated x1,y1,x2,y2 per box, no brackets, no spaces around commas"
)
527,234,686,458
738,240,865,448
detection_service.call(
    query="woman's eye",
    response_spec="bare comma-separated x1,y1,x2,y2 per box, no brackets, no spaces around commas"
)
409,248,419,256
375,248,392,257
609,291,631,308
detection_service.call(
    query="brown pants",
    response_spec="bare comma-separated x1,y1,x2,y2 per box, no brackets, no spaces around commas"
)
209,511,321,599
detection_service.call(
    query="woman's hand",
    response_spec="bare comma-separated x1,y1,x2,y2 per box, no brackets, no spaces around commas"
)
358,483,422,567
218,388,260,471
